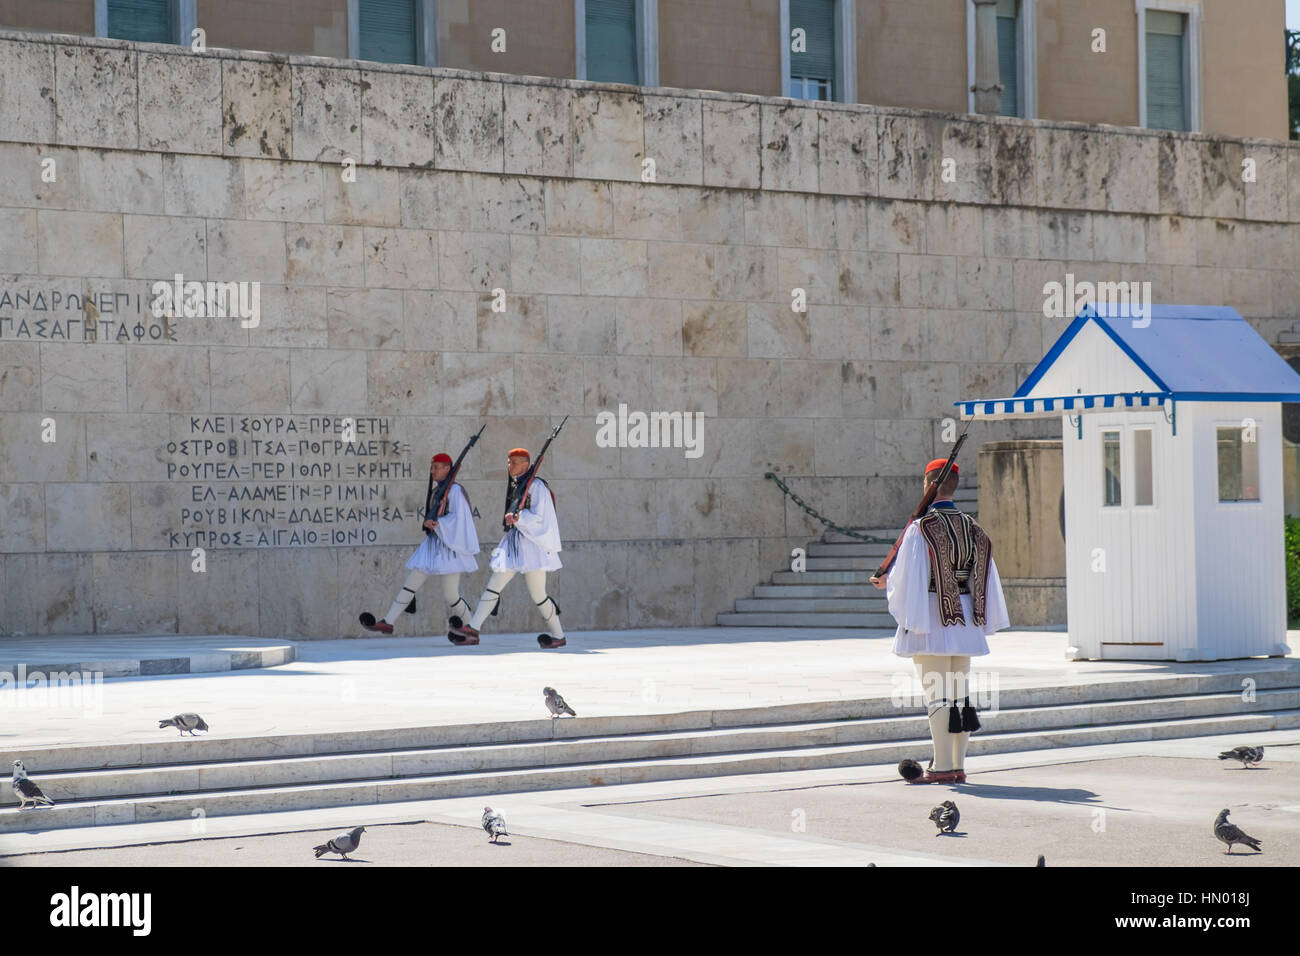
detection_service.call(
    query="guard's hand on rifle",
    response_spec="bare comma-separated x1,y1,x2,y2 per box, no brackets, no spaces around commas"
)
423,519,437,531
869,575,887,590
504,513,519,526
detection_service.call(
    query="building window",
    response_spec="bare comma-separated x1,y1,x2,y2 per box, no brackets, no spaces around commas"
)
966,0,1036,117
1217,428,1260,502
781,0,855,103
96,0,195,45
576,0,658,86
1102,430,1122,506
1137,1,1200,131
348,0,436,66
360,0,417,64
789,0,835,100
1134,429,1153,506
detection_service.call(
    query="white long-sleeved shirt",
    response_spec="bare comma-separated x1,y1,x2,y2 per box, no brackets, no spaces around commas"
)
405,483,479,575
885,513,1010,658
489,477,562,573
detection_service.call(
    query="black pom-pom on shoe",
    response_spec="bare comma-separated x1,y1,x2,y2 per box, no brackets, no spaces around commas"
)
359,612,376,628
898,758,924,781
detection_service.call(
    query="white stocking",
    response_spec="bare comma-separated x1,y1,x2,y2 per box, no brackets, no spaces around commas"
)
915,654,954,772
524,569,563,638
384,569,427,625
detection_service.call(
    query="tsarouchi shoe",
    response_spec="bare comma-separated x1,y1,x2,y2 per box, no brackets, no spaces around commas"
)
537,634,566,649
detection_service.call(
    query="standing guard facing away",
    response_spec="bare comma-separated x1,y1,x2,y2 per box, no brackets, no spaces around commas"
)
450,432,567,648
871,458,1010,784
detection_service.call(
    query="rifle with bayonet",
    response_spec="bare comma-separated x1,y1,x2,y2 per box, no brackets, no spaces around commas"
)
504,416,568,527
422,424,486,536
872,417,973,581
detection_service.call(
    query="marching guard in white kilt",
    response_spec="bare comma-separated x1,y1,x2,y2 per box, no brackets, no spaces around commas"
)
449,442,567,649
359,451,479,635
871,457,1010,784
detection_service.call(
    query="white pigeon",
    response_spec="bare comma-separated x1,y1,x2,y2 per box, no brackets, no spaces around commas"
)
11,760,54,809
313,826,366,860
543,687,576,719
159,713,209,736
482,806,507,843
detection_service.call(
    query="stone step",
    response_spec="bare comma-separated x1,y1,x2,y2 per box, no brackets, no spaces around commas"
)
804,557,886,571
822,529,903,544
13,670,1299,774
734,598,883,612
753,585,880,598
6,703,1298,833
28,687,1300,802
716,612,899,627
770,570,877,585
806,542,893,557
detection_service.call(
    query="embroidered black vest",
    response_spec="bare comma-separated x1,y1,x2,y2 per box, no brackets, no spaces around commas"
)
916,505,992,627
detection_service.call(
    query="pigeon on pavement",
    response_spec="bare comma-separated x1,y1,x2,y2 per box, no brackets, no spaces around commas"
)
482,806,507,843
929,800,959,835
1217,745,1264,768
1213,809,1261,854
543,687,576,718
159,713,209,736
10,761,54,809
313,826,366,860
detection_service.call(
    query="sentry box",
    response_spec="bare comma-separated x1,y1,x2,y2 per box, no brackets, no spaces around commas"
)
958,304,1300,662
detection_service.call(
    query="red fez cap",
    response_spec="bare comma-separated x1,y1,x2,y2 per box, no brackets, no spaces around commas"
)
925,458,957,476
431,453,453,465
508,448,530,460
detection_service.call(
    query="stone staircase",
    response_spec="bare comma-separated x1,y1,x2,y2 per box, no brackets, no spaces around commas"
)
717,483,978,628
5,668,1299,833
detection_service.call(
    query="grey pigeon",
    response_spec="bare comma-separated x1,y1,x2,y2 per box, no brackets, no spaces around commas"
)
482,806,507,843
313,826,366,859
159,713,209,736
1213,809,1261,854
1217,745,1263,768
929,800,959,835
543,687,576,719
10,760,54,809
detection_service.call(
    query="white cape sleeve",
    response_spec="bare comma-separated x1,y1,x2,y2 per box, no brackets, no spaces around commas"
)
512,478,562,553
981,555,1012,635
886,522,932,634
434,484,480,555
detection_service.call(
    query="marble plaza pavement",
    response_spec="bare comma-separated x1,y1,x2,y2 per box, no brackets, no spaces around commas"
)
2,627,1298,865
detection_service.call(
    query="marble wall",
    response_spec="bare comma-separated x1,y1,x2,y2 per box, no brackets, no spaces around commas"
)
1,30,1297,637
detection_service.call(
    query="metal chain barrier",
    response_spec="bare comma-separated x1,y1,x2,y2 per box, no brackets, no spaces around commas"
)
764,472,897,544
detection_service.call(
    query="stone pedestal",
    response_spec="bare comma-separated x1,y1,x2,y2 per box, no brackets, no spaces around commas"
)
977,439,1065,625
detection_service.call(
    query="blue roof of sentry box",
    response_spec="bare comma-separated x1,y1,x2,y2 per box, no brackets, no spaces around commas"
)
1014,304,1300,402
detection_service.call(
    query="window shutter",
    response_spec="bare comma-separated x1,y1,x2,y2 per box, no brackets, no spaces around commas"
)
997,11,1019,116
587,0,639,84
790,0,836,84
359,0,418,65
1145,10,1186,131
107,0,173,44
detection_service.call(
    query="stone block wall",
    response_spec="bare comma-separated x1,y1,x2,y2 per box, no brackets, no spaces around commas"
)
0,30,1297,638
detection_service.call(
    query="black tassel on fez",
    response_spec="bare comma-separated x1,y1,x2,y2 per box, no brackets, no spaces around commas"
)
961,696,980,732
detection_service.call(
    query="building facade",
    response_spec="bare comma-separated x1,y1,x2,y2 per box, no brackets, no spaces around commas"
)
0,0,1287,140
0,9,1297,639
